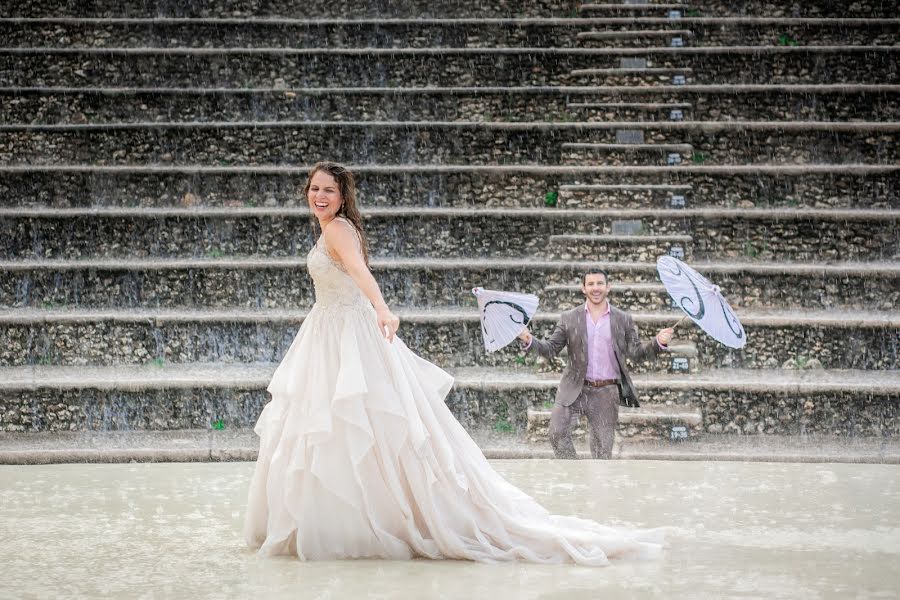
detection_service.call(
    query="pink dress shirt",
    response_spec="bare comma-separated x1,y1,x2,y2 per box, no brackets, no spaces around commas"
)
584,303,619,381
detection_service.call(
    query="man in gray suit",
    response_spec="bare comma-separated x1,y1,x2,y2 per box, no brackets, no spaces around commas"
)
518,269,674,459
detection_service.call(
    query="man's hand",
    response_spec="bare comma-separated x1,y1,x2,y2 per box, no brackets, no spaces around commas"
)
656,327,674,347
518,328,533,345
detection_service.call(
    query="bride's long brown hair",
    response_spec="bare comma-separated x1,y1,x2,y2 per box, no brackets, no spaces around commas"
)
304,161,370,265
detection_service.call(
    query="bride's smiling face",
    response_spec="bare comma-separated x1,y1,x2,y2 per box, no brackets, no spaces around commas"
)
307,170,342,222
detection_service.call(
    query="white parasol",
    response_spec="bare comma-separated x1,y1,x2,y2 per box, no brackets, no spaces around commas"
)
472,287,539,352
656,256,747,349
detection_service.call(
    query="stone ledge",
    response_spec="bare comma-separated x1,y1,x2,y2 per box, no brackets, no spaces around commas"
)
560,143,695,152
2,257,897,276
526,404,704,442
580,3,690,9
5,119,899,132
2,205,896,221
572,67,691,75
2,314,891,370
578,29,694,38
2,45,896,55
1,307,898,328
3,164,896,175
1,364,897,394
2,368,894,434
6,17,898,24
560,183,693,190
1,429,897,464
550,234,694,242
527,404,704,425
581,18,900,25
568,102,694,109
5,260,892,314
4,84,899,95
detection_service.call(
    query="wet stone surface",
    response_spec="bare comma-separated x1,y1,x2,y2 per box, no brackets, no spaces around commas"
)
10,0,899,18
2,22,590,50
4,171,897,210
6,20,900,50
3,50,895,89
3,213,896,262
4,91,898,126
3,264,898,312
0,385,895,437
0,92,581,126
572,93,900,123
0,318,896,371
13,0,582,18
4,126,896,167
579,23,900,48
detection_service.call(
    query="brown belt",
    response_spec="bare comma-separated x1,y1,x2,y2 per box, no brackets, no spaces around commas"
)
584,378,618,388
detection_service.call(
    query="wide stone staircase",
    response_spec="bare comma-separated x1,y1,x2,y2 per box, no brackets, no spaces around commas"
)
1,0,898,461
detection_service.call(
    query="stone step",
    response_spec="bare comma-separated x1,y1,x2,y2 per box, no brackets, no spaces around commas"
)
2,46,895,88
1,364,896,437
2,120,897,167
567,46,897,86
554,170,900,209
578,2,895,18
4,430,899,463
578,28,694,38
9,0,896,19
567,101,698,121
3,258,895,312
10,0,898,18
548,233,693,261
566,88,900,121
2,164,895,210
0,307,896,371
12,44,894,55
0,19,646,50
561,142,694,166
2,163,896,216
525,404,704,443
5,18,895,50
559,183,697,208
560,142,695,152
4,85,897,125
579,3,692,14
577,21,900,48
10,0,583,19
2,207,895,262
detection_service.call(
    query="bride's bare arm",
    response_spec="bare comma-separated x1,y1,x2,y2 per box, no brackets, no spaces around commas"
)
323,220,400,342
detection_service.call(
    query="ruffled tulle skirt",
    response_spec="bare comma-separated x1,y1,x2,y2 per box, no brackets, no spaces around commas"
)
243,303,663,565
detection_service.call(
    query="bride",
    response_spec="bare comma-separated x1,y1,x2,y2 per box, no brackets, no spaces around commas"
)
243,161,663,565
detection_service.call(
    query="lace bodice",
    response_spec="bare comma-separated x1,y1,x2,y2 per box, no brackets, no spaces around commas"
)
307,227,370,312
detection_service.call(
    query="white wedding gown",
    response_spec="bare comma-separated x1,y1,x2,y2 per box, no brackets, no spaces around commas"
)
243,228,663,565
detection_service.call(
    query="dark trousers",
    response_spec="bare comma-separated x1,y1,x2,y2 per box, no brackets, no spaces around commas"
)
548,384,619,459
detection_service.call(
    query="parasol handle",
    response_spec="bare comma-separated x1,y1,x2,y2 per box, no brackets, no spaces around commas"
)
672,315,689,330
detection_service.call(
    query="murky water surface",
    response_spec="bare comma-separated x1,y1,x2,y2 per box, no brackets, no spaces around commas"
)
1,460,898,599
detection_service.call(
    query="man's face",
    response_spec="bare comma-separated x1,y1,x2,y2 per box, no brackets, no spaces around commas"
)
582,273,610,306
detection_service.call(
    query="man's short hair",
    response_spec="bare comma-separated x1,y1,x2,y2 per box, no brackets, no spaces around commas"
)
583,269,610,284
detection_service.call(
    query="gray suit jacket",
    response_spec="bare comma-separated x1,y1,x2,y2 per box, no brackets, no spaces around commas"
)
527,304,663,408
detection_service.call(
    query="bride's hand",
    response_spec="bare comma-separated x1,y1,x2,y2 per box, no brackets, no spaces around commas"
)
375,305,400,342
